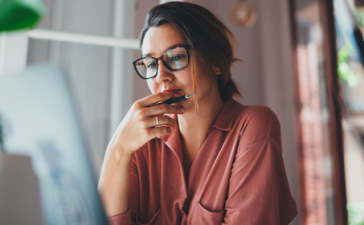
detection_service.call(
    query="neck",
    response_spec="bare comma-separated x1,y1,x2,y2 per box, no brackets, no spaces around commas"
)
177,92,224,151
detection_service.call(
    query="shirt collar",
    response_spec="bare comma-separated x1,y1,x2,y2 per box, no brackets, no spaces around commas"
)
211,98,244,131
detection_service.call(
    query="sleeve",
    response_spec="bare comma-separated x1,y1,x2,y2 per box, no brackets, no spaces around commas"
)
222,107,297,225
222,139,297,225
107,155,140,225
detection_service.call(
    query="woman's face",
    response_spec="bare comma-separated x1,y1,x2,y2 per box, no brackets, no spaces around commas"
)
141,23,219,111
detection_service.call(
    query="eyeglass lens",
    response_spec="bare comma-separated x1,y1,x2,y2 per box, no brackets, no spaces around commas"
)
135,47,188,79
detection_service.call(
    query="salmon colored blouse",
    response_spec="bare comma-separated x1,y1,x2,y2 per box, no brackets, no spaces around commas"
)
108,99,297,225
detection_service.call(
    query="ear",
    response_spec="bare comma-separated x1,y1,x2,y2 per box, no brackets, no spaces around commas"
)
213,64,221,75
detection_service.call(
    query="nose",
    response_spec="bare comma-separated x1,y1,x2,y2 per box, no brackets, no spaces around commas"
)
155,60,173,84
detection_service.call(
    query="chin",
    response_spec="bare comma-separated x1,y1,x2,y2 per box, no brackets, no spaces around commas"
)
179,98,195,111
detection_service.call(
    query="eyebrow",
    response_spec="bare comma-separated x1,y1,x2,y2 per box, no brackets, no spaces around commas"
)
143,43,187,57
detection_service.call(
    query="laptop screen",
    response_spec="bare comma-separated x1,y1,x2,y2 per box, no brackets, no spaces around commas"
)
0,65,108,225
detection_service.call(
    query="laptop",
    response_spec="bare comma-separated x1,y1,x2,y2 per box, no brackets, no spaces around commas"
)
0,65,109,225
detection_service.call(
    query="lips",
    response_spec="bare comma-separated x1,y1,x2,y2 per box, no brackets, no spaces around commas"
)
162,89,181,94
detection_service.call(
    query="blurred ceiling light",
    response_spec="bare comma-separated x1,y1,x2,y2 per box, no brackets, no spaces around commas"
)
230,0,257,27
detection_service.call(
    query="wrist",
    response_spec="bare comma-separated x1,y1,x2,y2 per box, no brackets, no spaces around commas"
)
113,146,133,165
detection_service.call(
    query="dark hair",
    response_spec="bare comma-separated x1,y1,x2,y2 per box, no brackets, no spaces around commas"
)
140,2,242,102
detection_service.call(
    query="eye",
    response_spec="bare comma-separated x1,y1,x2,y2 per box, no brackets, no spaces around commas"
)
171,54,186,61
146,61,157,68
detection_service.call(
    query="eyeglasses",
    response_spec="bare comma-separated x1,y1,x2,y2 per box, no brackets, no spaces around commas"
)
132,45,190,79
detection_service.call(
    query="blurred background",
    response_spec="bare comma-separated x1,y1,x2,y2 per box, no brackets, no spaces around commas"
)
1,0,364,224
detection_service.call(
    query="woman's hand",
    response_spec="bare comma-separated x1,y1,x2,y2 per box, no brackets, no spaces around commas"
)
106,92,185,157
99,92,184,216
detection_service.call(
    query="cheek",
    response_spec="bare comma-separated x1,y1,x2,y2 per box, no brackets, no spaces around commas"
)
182,73,193,86
182,67,194,86
196,71,215,92
147,79,158,94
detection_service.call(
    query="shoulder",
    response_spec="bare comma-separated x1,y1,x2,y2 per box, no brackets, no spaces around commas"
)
239,105,279,127
226,99,279,129
233,103,282,148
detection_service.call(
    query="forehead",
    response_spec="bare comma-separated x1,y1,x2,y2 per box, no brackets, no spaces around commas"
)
142,23,187,57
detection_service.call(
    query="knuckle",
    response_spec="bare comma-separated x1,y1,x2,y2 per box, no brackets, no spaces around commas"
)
159,92,171,100
155,92,164,99
170,118,176,126
140,119,149,128
161,117,168,125
137,109,146,117
133,101,142,109
144,129,151,137
164,127,171,134
162,104,170,111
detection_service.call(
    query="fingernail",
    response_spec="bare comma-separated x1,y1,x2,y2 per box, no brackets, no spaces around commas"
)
180,107,185,113
174,93,179,97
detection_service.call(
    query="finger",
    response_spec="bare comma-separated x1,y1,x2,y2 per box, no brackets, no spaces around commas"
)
140,92,179,107
143,115,176,128
144,103,185,117
148,126,172,138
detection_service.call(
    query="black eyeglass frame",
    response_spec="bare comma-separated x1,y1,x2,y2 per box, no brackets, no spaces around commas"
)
132,45,191,80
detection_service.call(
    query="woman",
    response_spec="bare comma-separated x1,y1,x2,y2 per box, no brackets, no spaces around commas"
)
98,2,297,225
